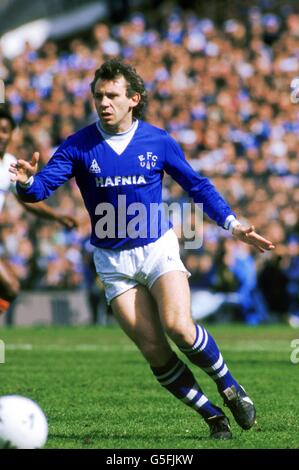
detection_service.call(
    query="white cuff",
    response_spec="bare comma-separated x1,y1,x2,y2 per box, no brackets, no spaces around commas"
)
224,215,241,234
18,176,34,188
228,219,241,234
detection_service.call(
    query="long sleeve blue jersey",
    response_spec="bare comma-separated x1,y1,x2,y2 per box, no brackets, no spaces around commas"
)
16,120,235,249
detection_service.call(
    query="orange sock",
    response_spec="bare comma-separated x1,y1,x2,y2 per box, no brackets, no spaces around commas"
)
0,298,10,315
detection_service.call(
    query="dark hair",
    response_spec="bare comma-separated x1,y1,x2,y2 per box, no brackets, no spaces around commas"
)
90,59,148,120
0,106,16,130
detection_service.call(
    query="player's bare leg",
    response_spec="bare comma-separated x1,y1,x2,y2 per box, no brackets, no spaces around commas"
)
150,271,195,347
151,271,256,431
111,285,172,366
111,285,232,439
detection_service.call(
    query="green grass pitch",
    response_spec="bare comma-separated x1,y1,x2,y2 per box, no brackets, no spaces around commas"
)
0,324,298,449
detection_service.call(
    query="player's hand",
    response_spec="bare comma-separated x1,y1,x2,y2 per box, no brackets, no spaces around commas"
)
232,224,275,253
57,214,78,230
9,152,40,184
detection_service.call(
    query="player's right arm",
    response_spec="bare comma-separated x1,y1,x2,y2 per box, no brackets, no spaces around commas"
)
9,144,75,202
9,151,40,185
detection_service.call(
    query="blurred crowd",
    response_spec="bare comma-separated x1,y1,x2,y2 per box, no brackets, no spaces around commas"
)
1,1,299,324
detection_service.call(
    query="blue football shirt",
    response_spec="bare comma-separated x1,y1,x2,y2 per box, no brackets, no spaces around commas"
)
17,120,235,249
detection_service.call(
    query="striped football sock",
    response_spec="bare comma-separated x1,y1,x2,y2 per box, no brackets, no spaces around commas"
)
151,352,224,420
179,324,239,393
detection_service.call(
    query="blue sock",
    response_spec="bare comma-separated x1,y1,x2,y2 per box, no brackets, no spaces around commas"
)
179,324,239,393
151,352,223,420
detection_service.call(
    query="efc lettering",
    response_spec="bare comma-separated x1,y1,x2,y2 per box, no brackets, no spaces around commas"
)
138,151,158,169
95,175,146,187
138,152,158,170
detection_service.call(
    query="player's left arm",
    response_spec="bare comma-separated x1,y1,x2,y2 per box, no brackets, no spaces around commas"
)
163,135,275,253
164,135,236,227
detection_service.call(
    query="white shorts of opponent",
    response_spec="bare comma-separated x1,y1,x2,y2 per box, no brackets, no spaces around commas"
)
93,229,190,304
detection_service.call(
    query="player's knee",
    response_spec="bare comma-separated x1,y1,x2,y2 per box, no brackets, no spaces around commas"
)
163,318,190,345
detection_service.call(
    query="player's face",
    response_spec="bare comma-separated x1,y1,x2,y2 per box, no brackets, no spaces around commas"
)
93,76,140,133
0,118,13,157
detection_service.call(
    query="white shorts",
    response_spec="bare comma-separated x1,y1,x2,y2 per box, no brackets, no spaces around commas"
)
93,229,190,304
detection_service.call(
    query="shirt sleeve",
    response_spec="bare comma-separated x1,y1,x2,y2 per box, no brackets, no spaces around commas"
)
16,140,75,202
164,135,236,227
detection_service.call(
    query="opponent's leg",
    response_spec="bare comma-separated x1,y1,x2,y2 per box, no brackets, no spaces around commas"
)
0,260,20,315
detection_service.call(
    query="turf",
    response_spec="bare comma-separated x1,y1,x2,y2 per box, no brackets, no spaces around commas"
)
0,324,298,449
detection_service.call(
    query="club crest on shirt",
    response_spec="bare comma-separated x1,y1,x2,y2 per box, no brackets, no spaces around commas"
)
138,152,158,169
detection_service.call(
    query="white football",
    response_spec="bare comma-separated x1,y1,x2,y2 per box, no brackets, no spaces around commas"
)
0,395,48,449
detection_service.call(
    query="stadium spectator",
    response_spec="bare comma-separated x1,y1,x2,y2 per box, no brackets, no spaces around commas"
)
0,106,78,318
258,252,289,321
283,236,299,327
220,238,271,325
10,59,275,439
1,1,299,323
